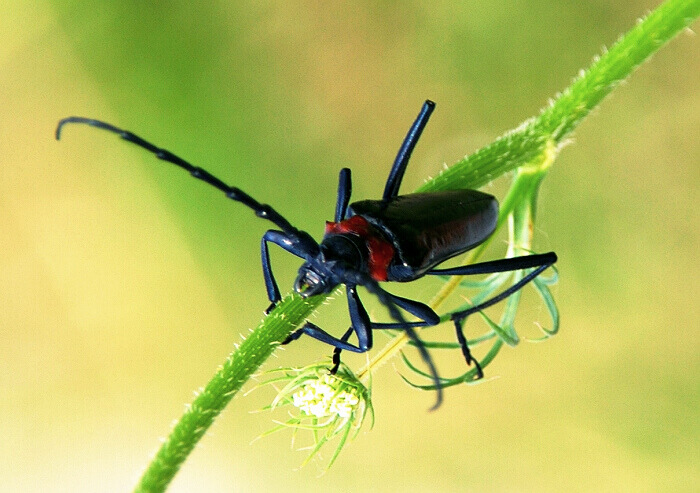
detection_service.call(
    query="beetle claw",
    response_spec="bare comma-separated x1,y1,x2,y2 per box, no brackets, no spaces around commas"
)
472,359,484,380
281,328,303,345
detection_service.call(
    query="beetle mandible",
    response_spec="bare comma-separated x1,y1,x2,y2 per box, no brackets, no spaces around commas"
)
56,101,557,408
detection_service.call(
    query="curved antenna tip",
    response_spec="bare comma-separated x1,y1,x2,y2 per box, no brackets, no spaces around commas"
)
55,116,91,140
55,119,68,140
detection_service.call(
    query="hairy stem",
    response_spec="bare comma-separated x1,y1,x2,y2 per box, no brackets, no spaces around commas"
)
134,294,322,493
418,0,700,193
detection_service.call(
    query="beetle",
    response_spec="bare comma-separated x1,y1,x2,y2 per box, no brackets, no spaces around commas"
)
56,100,556,408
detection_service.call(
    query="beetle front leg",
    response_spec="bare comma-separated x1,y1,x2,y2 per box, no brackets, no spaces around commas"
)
261,230,310,313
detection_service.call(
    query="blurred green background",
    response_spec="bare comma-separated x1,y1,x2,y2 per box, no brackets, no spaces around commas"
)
2,1,698,491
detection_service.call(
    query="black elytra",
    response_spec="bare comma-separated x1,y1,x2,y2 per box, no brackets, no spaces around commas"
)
56,101,557,409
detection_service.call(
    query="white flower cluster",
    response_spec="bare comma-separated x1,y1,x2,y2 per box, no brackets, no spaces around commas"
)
292,374,360,419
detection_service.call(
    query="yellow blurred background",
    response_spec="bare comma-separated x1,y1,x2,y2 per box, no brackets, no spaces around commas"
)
1,1,698,491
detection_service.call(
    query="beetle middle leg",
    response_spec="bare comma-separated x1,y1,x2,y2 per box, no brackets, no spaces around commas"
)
331,326,356,374
329,286,440,369
358,279,444,409
282,284,372,357
284,282,444,407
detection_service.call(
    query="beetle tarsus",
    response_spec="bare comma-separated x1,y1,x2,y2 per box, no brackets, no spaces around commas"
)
281,328,304,345
330,327,354,374
454,315,484,380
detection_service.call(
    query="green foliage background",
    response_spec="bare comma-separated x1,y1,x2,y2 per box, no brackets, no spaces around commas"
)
1,1,697,491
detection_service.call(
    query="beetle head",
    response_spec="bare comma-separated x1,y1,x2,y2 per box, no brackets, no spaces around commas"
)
294,261,337,297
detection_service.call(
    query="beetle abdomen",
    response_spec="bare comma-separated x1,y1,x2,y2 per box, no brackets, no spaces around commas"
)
349,189,498,281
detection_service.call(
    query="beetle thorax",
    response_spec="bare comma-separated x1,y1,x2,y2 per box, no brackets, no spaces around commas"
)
326,215,396,282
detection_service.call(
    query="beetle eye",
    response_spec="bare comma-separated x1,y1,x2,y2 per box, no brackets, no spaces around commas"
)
294,268,325,297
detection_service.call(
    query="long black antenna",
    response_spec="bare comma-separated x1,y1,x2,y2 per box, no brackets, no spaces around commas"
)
56,117,309,240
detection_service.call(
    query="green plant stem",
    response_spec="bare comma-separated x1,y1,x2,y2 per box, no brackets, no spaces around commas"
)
418,0,700,193
134,293,322,493
135,0,699,490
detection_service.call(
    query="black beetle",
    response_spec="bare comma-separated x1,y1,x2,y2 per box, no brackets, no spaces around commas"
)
56,101,556,407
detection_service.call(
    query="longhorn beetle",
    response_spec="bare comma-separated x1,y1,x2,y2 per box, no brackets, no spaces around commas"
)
56,101,557,408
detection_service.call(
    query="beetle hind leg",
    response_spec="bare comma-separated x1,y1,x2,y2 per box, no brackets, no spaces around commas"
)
445,253,557,322
441,252,557,375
